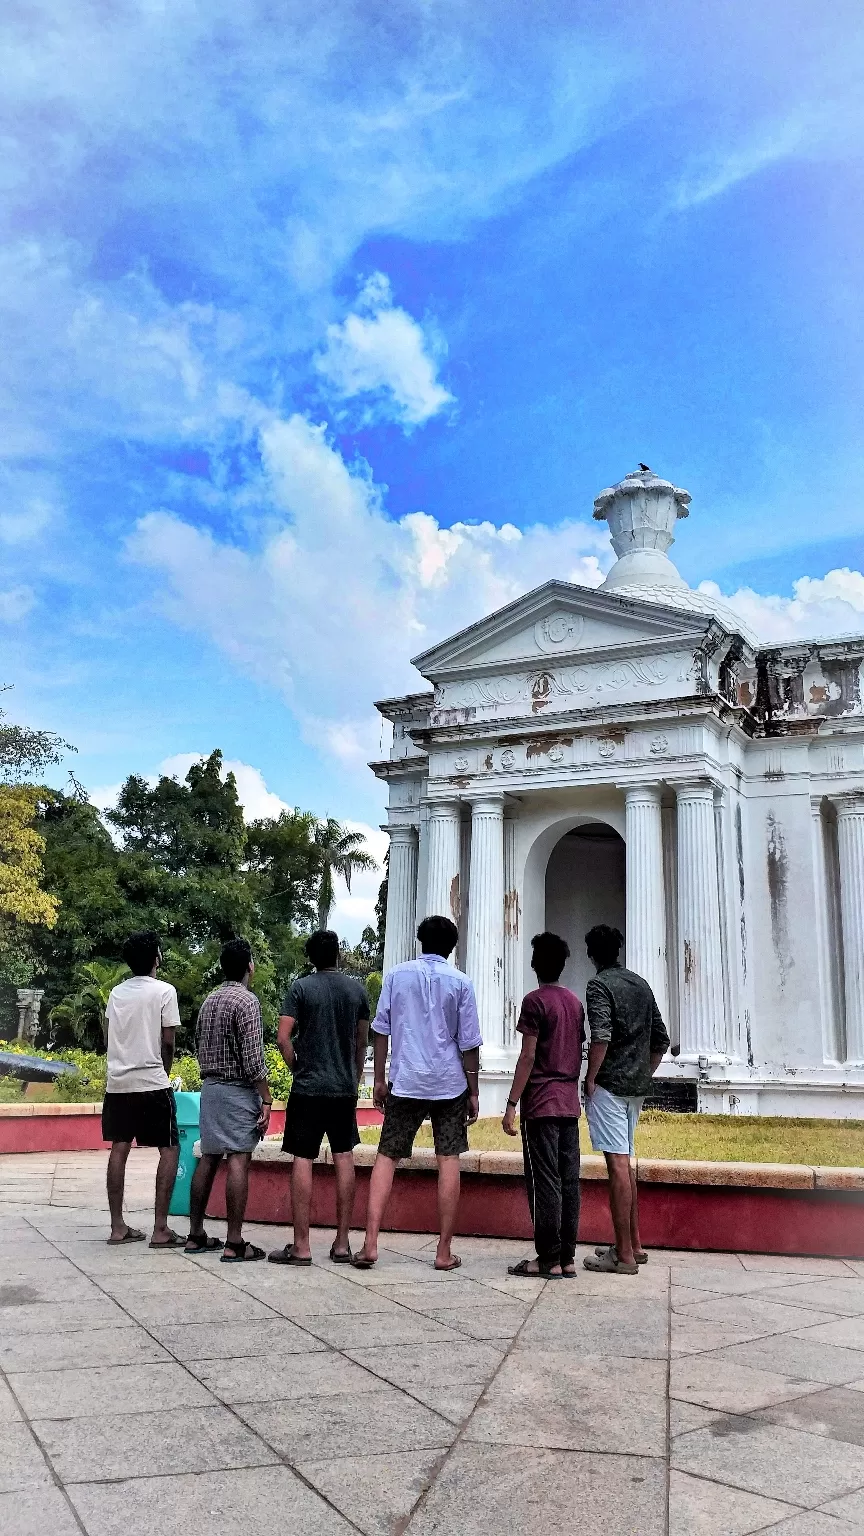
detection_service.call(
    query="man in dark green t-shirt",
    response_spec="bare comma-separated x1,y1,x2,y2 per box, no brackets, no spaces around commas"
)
268,930,370,1266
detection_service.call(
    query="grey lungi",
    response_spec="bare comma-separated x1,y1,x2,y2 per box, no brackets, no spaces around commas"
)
199,1079,262,1155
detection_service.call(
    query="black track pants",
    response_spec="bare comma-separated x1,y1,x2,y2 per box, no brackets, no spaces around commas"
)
521,1115,581,1268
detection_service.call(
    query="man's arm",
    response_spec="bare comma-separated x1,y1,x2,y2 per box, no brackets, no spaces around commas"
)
372,1031,389,1111
161,1027,176,1078
461,1046,480,1125
501,1034,538,1135
277,1015,296,1070
649,997,671,1076
583,978,612,1099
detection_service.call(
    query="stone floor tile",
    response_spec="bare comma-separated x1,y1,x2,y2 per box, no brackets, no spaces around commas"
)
0,1422,52,1491
10,1360,214,1419
758,1280,864,1317
474,1272,549,1302
758,1387,864,1447
712,1335,864,1387
0,1484,84,1535
0,1376,22,1421
236,1386,456,1462
67,1464,352,1535
751,1515,861,1534
671,1354,825,1414
668,1469,798,1534
0,1270,101,1304
375,1278,506,1312
346,1338,505,1391
1,1324,170,1374
676,1293,838,1336
297,1448,448,1536
226,1273,403,1317
820,1486,864,1523
795,1318,864,1353
672,1418,864,1507
740,1255,857,1277
186,1349,389,1404
406,1381,487,1423
304,1308,462,1350
35,1403,279,1482
518,1294,668,1358
464,1349,667,1455
669,1399,724,1437
426,1303,529,1340
408,1441,667,1535
670,1264,816,1296
150,1317,327,1361
671,1314,791,1356
653,1250,742,1270
0,1298,134,1335
376,1231,438,1254
118,1288,276,1325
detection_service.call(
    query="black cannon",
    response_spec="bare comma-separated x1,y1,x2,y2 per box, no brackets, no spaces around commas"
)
0,1050,78,1084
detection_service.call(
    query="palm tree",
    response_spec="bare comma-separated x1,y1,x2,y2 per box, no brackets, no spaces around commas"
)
49,960,129,1048
313,819,377,932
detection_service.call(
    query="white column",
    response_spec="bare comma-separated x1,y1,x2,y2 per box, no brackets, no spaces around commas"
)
811,800,842,1062
466,794,506,1067
502,812,522,1050
624,784,668,1021
382,825,418,973
835,795,864,1063
676,779,725,1057
425,800,462,925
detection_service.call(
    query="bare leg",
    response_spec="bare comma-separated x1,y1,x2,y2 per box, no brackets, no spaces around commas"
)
332,1151,356,1256
188,1153,222,1242
289,1157,314,1259
629,1161,646,1260
224,1151,252,1247
434,1155,461,1269
354,1154,396,1264
604,1152,635,1266
151,1144,180,1243
107,1142,132,1239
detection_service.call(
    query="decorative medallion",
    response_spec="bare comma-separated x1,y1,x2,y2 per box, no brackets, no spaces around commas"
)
597,737,617,760
649,734,669,757
500,748,516,769
547,743,565,764
534,611,584,654
453,756,470,773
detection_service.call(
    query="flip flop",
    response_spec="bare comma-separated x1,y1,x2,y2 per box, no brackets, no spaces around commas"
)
221,1241,266,1263
184,1234,225,1253
507,1257,561,1279
329,1243,353,1264
267,1247,312,1266
583,1250,639,1275
434,1256,462,1272
106,1228,145,1246
595,1244,648,1265
149,1230,184,1248
350,1253,377,1270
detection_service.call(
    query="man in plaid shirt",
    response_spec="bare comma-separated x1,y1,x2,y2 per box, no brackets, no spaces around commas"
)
185,937,272,1262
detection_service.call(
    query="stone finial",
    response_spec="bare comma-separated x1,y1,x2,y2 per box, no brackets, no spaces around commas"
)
593,468,691,591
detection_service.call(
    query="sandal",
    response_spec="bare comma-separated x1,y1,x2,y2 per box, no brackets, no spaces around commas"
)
583,1250,639,1275
595,1244,648,1265
434,1256,462,1272
507,1257,560,1278
267,1246,312,1266
221,1241,266,1263
106,1228,145,1246
184,1234,225,1253
149,1230,184,1248
329,1243,352,1264
350,1253,377,1270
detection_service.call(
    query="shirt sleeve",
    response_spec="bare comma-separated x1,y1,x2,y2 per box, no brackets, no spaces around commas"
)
649,995,671,1056
160,985,181,1032
456,978,483,1051
238,994,266,1081
585,977,613,1043
356,983,371,1022
282,980,301,1019
516,994,542,1038
371,970,392,1036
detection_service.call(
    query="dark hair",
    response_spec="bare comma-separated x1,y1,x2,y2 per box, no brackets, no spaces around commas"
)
306,930,339,969
585,924,624,969
417,914,459,957
531,931,570,983
121,931,161,976
221,937,253,981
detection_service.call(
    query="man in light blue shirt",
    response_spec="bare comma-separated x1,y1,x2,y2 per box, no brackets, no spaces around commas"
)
352,914,482,1272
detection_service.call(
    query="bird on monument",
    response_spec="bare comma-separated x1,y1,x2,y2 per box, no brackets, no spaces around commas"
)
639,462,651,472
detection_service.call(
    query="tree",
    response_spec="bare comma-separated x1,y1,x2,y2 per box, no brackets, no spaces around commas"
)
49,960,129,1050
0,690,72,784
0,785,59,989
312,819,377,931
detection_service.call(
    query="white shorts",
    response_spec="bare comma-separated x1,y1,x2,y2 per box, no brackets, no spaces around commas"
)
585,1083,644,1156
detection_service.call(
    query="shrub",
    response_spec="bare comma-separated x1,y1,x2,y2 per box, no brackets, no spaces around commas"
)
265,1044,292,1102
365,971,382,1017
173,1054,201,1092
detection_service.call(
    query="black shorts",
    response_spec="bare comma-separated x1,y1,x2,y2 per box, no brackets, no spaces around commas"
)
378,1091,469,1161
282,1094,360,1160
102,1088,178,1148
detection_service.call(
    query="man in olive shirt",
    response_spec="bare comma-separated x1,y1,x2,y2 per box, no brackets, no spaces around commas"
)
269,930,370,1266
582,924,669,1275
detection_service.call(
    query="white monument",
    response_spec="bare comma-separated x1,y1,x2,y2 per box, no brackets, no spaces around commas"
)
371,469,864,1117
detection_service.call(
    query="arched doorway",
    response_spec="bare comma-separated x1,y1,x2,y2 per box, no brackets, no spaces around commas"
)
545,822,626,1002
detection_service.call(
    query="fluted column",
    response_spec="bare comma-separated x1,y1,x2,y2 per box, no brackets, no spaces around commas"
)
811,800,842,1062
676,779,725,1057
624,784,668,1022
466,794,506,1066
835,795,864,1063
383,825,419,974
425,801,462,926
502,812,522,1050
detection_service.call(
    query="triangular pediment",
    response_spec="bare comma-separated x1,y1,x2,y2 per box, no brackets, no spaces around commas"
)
411,579,719,681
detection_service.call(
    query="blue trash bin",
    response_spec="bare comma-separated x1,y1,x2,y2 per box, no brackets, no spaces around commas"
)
169,1090,201,1218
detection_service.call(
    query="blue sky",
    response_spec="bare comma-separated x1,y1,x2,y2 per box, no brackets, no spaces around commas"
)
3,1,864,932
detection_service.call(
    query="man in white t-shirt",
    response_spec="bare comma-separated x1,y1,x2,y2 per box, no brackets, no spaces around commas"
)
101,931,183,1246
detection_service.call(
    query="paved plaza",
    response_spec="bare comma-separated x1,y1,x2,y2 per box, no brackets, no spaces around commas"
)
3,1153,864,1534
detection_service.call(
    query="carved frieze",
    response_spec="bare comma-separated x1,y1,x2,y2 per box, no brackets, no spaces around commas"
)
533,611,585,653
432,654,679,724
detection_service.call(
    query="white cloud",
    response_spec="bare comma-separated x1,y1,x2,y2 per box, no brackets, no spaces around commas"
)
128,410,607,770
702,569,864,643
0,585,36,622
315,273,453,427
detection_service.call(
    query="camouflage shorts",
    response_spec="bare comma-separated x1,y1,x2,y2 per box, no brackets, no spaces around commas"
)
378,1090,469,1160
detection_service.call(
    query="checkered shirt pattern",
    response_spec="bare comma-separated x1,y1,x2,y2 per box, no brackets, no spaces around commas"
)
196,982,266,1084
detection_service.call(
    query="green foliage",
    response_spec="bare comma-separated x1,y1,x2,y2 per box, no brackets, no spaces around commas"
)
49,959,129,1050
265,1043,293,1103
313,818,377,931
365,971,382,1016
173,1053,202,1091
0,1041,107,1101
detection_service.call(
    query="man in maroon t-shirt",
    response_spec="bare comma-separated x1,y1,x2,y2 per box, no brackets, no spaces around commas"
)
502,931,585,1277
